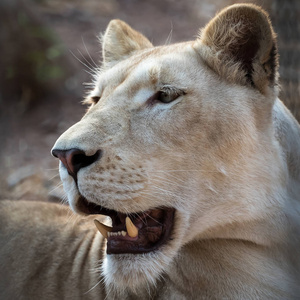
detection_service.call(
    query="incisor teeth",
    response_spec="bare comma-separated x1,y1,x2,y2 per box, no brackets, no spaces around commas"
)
107,231,127,237
94,220,112,239
125,216,139,238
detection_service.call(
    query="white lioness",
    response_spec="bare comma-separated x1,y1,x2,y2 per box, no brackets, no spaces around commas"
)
1,4,300,299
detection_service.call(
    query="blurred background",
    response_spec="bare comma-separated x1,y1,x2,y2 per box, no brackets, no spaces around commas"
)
0,0,299,202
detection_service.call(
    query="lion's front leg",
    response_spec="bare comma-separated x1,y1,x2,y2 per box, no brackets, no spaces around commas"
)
0,200,106,300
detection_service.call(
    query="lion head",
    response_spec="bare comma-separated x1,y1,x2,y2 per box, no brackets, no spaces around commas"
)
52,4,300,297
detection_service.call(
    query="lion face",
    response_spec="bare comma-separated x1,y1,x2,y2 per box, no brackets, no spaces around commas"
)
52,5,283,294
53,44,219,290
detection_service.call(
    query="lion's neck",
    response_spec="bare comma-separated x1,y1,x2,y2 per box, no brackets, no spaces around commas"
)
273,99,300,184
161,238,298,299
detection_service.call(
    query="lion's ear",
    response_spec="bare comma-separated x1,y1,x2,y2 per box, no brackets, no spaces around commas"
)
195,4,278,93
101,19,153,68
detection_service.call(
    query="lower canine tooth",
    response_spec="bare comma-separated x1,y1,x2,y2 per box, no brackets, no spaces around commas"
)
94,220,112,239
125,217,139,238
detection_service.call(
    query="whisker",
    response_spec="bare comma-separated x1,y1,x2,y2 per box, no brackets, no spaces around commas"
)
47,173,60,181
82,36,99,68
143,184,191,201
148,170,200,173
144,211,163,226
83,82,96,86
48,182,64,195
165,21,173,45
83,69,97,77
44,167,60,171
69,50,96,73
145,169,184,185
77,49,96,70
84,274,103,295
150,174,188,189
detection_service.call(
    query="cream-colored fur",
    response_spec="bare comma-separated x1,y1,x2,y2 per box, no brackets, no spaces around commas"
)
1,4,300,299
0,200,105,299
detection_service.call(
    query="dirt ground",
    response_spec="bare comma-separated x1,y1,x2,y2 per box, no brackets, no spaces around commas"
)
0,0,298,202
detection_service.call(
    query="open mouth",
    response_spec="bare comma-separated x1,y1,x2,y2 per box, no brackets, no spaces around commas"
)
78,196,175,254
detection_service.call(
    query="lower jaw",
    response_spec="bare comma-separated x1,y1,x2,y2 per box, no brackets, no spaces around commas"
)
76,196,176,255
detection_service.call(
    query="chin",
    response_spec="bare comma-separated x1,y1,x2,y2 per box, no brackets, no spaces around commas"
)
102,251,171,294
73,194,187,294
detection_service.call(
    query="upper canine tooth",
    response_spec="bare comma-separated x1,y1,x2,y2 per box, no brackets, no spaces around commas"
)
94,220,112,239
125,216,138,238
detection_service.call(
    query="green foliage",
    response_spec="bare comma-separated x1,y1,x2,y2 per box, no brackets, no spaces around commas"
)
7,11,66,84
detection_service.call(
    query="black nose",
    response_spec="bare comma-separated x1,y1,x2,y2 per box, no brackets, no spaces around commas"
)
52,148,101,181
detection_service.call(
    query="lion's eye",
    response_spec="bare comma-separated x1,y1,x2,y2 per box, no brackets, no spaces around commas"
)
146,87,185,106
156,91,179,104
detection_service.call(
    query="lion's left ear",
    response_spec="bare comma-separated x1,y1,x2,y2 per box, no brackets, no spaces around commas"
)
195,4,278,94
101,19,153,68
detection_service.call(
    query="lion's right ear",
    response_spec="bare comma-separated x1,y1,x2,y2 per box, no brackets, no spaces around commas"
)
195,4,278,94
101,20,153,68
